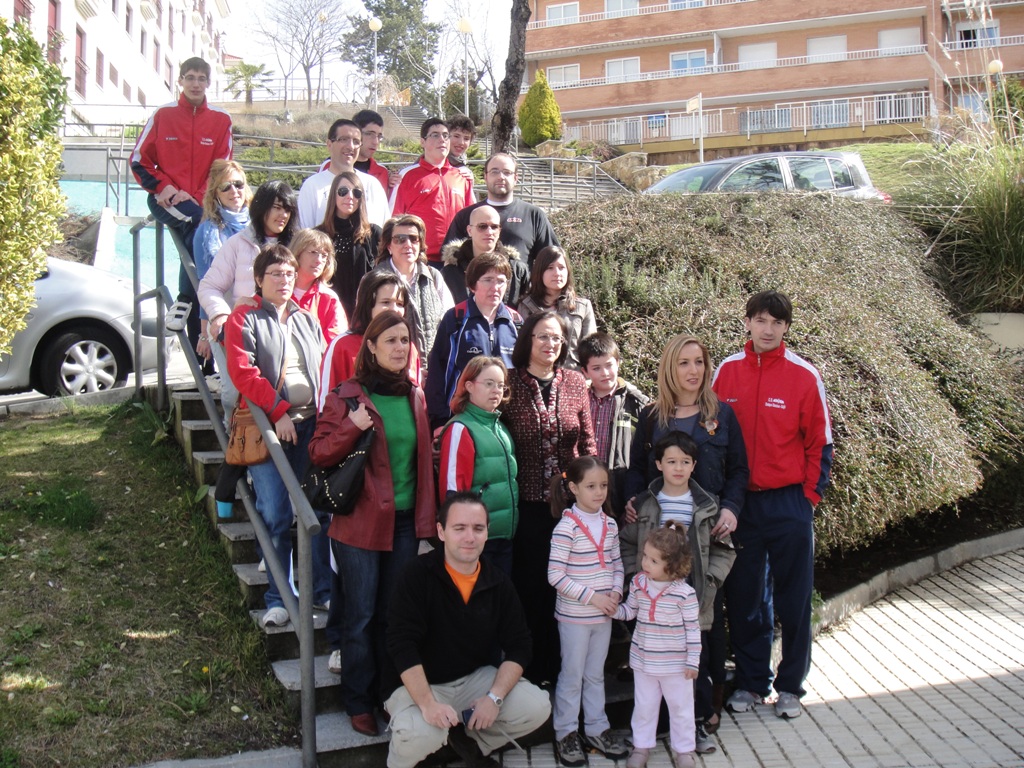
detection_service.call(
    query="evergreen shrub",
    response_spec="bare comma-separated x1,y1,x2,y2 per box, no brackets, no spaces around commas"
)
518,71,562,148
554,193,1024,555
0,19,68,355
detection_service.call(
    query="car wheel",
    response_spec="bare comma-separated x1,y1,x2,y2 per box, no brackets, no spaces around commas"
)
39,329,130,396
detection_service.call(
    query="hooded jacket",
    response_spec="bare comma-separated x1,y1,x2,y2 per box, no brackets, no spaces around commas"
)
439,238,529,307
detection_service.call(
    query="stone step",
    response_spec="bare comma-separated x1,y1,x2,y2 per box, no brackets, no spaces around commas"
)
218,520,257,562
192,449,226,485
171,388,221,423
314,712,389,767
234,561,269,608
250,608,333,660
204,485,248,525
182,418,221,455
272,654,345,715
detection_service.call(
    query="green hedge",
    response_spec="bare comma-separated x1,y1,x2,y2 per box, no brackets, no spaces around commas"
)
553,193,1024,555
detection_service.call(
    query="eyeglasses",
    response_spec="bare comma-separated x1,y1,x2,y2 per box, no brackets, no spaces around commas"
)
218,180,245,192
473,379,509,393
182,75,208,84
487,168,515,178
535,334,564,345
476,276,508,287
362,129,384,141
425,131,450,141
266,271,296,281
391,233,420,245
303,250,330,259
336,186,363,199
473,223,500,231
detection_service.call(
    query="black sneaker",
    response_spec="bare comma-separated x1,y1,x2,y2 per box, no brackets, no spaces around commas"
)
555,731,586,767
695,721,717,754
583,729,629,759
447,725,499,768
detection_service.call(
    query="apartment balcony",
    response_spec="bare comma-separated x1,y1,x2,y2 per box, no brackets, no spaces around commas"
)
140,0,156,20
938,33,1024,79
74,0,99,19
526,45,931,116
565,90,933,147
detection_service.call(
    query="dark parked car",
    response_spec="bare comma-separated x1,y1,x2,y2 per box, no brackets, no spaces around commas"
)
645,151,891,202
0,258,164,396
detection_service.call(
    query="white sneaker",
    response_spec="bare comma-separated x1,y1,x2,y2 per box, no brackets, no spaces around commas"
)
257,558,266,572
775,691,802,719
261,606,289,627
328,650,342,674
205,374,222,393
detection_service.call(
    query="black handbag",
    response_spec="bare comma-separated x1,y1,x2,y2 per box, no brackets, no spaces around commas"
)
302,397,374,515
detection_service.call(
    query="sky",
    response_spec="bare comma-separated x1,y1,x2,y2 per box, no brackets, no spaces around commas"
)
231,0,516,104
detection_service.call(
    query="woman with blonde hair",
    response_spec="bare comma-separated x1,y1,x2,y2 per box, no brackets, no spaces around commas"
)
317,171,381,319
437,355,519,574
194,159,252,372
289,227,347,343
624,333,748,751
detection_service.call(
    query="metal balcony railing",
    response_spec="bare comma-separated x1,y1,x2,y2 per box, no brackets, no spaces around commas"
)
526,0,755,30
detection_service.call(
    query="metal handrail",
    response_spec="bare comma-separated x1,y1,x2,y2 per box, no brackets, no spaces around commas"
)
131,217,320,767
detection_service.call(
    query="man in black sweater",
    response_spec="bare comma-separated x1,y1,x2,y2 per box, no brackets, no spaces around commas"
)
385,493,551,768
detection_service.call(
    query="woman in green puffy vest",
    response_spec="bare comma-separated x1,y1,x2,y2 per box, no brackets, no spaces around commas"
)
437,356,519,576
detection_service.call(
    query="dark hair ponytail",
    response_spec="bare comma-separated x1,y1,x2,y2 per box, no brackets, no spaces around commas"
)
549,455,611,519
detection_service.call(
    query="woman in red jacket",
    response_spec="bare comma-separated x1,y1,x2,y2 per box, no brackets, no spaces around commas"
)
308,310,436,738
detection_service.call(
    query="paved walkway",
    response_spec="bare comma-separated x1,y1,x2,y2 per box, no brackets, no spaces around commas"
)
142,548,1024,768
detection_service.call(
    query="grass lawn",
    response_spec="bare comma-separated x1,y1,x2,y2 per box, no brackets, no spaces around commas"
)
0,403,295,768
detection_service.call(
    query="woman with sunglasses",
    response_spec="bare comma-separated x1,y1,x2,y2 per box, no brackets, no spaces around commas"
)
318,171,381,320
437,355,519,575
193,160,252,375
376,214,453,365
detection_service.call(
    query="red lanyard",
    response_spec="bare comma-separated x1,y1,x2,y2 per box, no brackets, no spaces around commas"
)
564,510,608,568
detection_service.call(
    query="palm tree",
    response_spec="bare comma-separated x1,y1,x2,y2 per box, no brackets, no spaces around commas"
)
225,62,275,106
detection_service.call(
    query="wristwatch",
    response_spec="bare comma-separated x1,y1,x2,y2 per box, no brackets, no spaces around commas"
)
486,691,503,708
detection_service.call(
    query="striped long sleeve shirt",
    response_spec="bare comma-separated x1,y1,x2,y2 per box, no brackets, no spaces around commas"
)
615,573,700,674
547,506,624,624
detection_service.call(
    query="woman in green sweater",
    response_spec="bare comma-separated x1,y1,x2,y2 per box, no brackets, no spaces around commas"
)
437,356,519,575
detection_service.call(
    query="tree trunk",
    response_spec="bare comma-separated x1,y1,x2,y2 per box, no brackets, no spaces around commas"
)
246,87,254,107
304,66,314,110
491,0,532,153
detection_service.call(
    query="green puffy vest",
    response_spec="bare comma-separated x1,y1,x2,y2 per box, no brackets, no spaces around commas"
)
443,403,520,539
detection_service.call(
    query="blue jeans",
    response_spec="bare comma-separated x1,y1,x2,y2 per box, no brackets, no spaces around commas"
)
335,509,418,715
247,418,330,610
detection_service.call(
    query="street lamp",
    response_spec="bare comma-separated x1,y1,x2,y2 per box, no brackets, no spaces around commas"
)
369,16,382,109
456,16,473,117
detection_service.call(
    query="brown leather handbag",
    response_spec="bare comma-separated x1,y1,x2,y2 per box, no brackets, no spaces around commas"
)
224,357,286,467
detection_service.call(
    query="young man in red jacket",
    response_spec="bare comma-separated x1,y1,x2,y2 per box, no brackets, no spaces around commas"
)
711,290,833,721
389,117,475,269
131,56,232,361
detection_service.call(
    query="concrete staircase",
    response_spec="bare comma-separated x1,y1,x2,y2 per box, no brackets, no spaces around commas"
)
169,384,390,767
514,156,629,211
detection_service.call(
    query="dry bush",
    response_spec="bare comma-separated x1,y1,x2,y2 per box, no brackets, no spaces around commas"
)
554,193,1024,555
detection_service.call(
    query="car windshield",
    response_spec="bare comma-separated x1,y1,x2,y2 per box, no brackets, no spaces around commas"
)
648,164,721,193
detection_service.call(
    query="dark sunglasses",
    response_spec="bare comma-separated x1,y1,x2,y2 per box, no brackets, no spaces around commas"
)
391,233,420,245
218,180,245,192
336,186,363,199
473,223,500,231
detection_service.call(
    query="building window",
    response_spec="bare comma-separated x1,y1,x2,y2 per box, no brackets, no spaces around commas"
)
877,27,920,53
546,64,580,88
807,99,850,129
47,0,60,64
956,21,999,48
153,40,160,71
109,62,119,85
164,57,173,90
670,50,707,74
125,4,133,35
14,0,33,23
95,49,104,86
111,0,117,14
807,35,847,63
606,57,640,83
670,0,704,7
605,0,638,17
737,42,777,70
123,80,131,101
168,3,174,45
546,2,578,26
140,28,146,55
74,26,87,96
138,89,146,107
155,0,162,27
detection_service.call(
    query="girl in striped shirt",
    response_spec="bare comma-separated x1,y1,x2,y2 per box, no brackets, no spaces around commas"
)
616,523,701,768
547,457,628,766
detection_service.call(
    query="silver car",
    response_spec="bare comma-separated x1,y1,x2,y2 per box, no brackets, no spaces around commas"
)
645,151,891,202
0,258,163,396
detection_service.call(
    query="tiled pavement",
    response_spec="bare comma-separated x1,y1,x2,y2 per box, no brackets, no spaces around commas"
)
141,548,1024,768
504,549,1024,768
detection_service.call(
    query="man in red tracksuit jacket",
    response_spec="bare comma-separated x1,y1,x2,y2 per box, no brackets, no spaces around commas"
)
389,117,474,268
712,290,833,721
131,56,232,362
